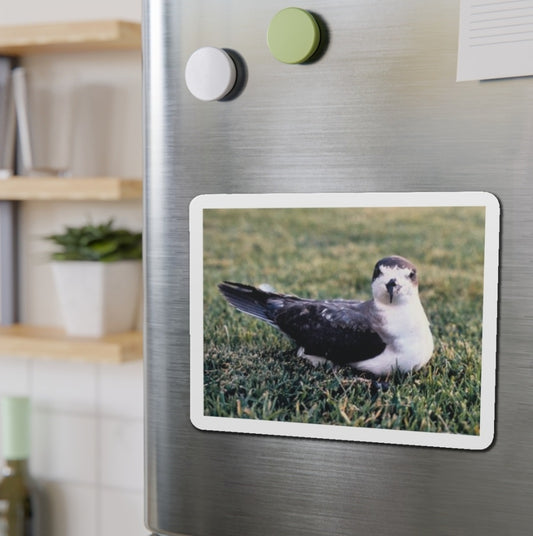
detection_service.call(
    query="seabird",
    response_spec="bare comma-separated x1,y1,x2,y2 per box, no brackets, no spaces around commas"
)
218,256,434,376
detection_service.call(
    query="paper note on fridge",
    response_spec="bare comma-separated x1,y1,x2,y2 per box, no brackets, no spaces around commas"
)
457,0,533,81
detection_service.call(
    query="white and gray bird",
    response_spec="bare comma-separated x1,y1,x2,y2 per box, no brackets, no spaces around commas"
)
218,256,434,376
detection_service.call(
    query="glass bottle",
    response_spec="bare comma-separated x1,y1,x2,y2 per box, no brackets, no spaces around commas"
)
0,397,36,536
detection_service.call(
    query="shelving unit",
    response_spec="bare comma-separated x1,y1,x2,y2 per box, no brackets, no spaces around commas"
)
0,21,143,363
0,325,142,363
0,20,141,56
0,177,143,201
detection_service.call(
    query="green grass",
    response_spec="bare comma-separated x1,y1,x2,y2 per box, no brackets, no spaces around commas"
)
202,206,485,435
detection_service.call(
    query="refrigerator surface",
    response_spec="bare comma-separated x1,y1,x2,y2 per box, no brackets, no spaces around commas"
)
144,1,533,535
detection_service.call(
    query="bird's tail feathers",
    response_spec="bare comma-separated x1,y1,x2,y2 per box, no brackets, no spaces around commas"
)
218,281,279,326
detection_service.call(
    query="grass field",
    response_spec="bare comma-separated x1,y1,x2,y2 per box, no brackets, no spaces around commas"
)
202,205,485,435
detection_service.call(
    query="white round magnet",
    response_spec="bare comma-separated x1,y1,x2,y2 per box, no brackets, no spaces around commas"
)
185,47,237,102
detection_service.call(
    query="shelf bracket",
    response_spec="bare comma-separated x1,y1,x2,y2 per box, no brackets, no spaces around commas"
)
0,199,19,325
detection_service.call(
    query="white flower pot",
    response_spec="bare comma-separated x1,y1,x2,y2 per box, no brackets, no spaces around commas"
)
51,260,142,337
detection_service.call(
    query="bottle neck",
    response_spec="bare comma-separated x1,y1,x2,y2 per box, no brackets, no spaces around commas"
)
1,397,31,465
1,459,28,478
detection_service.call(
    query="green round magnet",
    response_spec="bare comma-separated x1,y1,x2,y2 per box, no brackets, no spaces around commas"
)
267,7,321,64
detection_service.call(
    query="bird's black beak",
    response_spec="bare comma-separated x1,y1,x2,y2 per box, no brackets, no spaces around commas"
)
386,279,397,303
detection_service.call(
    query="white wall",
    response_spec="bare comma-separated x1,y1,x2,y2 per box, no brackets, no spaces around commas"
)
0,358,145,536
0,0,141,25
0,1,146,535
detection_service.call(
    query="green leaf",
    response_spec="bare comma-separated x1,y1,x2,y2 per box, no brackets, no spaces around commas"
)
44,220,142,262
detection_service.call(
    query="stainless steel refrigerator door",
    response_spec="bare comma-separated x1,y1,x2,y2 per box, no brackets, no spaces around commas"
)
144,1,533,534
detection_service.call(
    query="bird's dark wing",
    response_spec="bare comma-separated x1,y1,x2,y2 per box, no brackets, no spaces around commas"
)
272,300,386,365
218,282,385,365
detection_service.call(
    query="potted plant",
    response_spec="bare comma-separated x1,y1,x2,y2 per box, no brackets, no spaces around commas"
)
45,220,142,337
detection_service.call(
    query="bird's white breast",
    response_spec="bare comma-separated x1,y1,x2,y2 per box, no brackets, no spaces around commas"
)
353,298,434,375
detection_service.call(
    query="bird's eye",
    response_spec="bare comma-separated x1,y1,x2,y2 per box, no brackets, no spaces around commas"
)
409,270,416,280
372,265,383,281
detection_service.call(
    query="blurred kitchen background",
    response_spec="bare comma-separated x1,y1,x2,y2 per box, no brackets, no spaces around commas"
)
0,0,144,534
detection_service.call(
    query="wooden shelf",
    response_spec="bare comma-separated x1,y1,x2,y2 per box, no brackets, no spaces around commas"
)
0,325,142,363
0,177,142,201
0,21,143,366
0,20,141,56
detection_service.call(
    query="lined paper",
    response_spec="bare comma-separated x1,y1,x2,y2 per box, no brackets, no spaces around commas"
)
457,0,533,80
